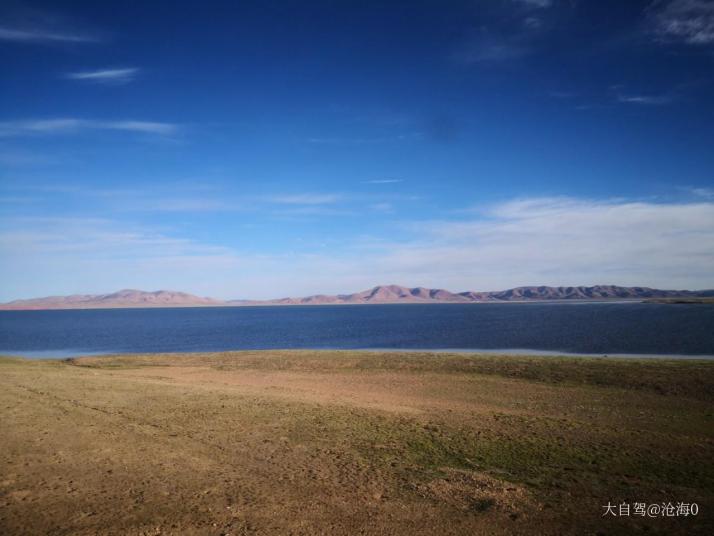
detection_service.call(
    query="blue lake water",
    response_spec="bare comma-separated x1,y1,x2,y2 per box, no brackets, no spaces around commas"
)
1,303,713,359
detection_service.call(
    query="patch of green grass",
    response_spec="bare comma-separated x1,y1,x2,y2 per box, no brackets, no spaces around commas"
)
243,397,714,503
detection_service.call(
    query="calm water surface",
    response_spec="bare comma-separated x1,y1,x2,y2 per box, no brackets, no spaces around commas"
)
1,303,713,359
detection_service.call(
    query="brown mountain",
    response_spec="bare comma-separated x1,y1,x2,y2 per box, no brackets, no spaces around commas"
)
243,284,471,305
234,284,712,306
483,285,703,301
0,289,222,310
1,285,712,310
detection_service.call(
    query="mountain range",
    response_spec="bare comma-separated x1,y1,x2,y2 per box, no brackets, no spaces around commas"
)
1,285,713,310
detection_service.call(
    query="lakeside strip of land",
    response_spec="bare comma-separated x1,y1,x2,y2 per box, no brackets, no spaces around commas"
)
1,350,712,535
5,347,714,361
3,284,713,310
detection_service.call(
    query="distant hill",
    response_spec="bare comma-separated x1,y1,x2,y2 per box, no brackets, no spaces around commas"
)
233,284,713,305
2,284,712,310
0,289,222,310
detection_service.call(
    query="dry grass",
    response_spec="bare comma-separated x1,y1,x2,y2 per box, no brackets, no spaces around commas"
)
1,351,712,535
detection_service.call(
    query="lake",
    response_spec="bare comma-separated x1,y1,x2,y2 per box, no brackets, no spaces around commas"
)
1,302,713,359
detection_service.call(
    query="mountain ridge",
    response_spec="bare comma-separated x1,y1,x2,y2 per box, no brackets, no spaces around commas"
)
1,284,713,310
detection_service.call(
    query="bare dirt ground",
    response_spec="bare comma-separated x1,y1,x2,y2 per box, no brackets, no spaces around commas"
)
1,351,712,535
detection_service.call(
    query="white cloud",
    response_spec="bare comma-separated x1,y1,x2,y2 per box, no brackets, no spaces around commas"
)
65,68,138,84
383,197,714,290
0,217,240,265
2,197,713,301
649,0,714,45
0,217,246,299
0,118,178,137
105,121,177,135
0,26,98,43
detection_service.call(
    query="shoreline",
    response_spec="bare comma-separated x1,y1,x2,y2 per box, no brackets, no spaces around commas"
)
3,347,714,361
0,298,686,311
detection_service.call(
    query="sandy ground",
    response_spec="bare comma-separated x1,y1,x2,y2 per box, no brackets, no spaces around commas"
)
1,351,712,535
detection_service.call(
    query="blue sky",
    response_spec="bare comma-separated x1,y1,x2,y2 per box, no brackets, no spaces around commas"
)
1,0,714,300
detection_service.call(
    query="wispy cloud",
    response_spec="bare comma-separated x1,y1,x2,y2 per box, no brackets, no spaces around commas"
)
0,183,250,216
0,216,242,298
0,196,40,205
306,134,417,144
616,93,672,105
0,218,182,260
365,179,403,184
452,0,557,65
513,0,552,9
267,194,342,205
648,0,714,45
609,83,675,106
0,9,101,45
1,182,354,216
369,202,393,213
0,119,178,137
123,198,241,213
269,206,355,218
0,148,58,167
0,218,252,274
688,187,714,199
65,67,139,85
454,32,530,63
106,121,177,135
0,26,99,43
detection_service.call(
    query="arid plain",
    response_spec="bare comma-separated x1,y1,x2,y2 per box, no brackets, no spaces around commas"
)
1,351,712,535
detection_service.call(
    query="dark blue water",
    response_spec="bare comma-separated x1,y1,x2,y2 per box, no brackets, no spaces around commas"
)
1,303,713,359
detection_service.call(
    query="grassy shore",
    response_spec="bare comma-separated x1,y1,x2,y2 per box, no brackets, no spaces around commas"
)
1,351,712,535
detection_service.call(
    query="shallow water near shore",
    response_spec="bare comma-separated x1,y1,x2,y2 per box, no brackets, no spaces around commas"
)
1,302,713,359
